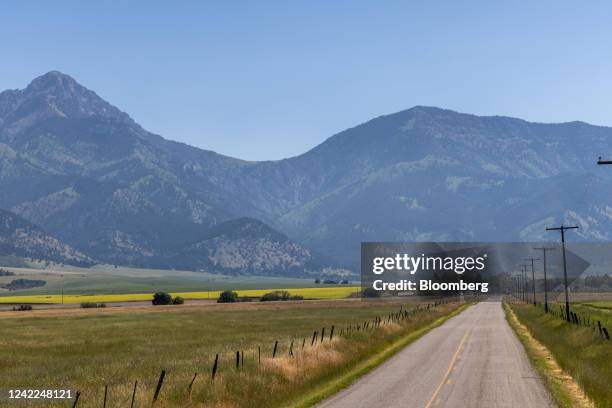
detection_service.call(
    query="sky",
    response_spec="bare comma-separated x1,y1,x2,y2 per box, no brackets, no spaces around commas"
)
1,1,611,160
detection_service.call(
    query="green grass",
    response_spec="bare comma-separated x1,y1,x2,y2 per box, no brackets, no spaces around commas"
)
508,301,611,408
0,264,350,296
570,301,612,328
0,299,462,407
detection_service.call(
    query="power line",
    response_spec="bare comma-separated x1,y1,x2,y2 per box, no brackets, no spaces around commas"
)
546,224,579,322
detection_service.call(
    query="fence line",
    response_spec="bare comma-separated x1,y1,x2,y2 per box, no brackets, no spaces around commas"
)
69,297,461,406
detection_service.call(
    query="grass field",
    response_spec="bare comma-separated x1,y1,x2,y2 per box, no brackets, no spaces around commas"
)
0,286,361,304
570,301,612,328
508,300,611,408
0,298,464,407
0,264,350,296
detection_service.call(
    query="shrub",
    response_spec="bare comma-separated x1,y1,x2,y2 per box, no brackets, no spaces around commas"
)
217,290,238,303
260,290,303,302
152,292,173,305
260,290,288,301
314,278,320,284
172,296,185,305
80,302,106,308
362,287,382,298
12,304,32,311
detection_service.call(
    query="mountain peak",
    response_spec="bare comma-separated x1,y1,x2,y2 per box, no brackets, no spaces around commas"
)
0,71,134,132
26,71,80,93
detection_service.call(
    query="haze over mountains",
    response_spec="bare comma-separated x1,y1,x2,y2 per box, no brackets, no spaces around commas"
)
0,71,610,274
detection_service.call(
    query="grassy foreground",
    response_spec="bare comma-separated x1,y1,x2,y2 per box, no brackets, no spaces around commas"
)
0,298,465,407
507,300,611,408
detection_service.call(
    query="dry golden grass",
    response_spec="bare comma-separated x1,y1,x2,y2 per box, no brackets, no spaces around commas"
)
0,298,462,407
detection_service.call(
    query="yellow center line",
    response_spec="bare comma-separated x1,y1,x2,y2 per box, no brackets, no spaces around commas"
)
424,328,471,408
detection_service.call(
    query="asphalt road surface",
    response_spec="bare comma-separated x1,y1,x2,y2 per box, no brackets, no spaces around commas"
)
317,300,555,408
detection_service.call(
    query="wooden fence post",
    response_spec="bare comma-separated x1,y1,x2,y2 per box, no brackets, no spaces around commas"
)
236,351,240,369
258,346,261,364
311,331,317,346
212,354,219,380
71,391,81,408
289,340,294,357
188,373,198,395
130,381,138,408
152,370,166,403
272,340,278,358
321,327,325,343
103,384,108,408
330,325,335,341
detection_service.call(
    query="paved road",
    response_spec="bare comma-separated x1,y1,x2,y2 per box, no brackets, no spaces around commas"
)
317,301,555,408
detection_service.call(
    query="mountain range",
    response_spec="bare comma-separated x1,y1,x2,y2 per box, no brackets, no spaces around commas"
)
1,71,611,274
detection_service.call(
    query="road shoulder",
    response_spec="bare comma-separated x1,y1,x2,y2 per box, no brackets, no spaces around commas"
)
503,301,595,408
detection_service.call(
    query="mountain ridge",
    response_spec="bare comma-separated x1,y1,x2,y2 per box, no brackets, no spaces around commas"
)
1,71,611,272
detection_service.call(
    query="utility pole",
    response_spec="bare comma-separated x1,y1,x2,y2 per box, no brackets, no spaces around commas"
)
534,247,555,313
520,264,529,302
524,257,539,306
546,224,579,322
515,276,519,299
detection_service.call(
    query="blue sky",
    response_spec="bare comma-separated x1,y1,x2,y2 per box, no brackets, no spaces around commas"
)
1,1,611,160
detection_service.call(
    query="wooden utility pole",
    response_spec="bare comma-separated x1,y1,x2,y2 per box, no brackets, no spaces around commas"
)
546,224,579,322
524,257,539,306
520,264,529,302
533,247,555,313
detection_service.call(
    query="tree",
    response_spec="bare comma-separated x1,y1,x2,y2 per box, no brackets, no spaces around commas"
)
217,290,238,303
362,287,382,298
260,290,291,301
152,291,173,305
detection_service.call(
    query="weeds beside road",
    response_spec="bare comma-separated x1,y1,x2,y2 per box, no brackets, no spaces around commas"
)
507,300,610,408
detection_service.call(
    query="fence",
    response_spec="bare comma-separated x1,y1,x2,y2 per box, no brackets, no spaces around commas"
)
69,297,458,407
508,294,610,341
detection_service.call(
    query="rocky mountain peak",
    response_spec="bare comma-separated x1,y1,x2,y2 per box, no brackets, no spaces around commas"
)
25,70,80,93
0,71,133,135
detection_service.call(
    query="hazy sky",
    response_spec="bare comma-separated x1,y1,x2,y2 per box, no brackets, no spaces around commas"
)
1,1,611,160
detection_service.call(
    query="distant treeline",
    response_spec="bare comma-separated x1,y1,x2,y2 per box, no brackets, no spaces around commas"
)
0,268,15,276
314,279,351,284
1,278,46,291
581,274,611,288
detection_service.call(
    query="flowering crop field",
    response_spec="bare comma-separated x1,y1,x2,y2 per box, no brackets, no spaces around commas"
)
0,286,361,304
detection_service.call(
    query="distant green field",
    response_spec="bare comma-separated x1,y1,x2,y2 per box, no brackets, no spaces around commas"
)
0,264,356,297
570,301,612,328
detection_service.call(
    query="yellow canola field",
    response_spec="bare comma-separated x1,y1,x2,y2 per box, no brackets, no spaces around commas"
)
0,286,360,304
